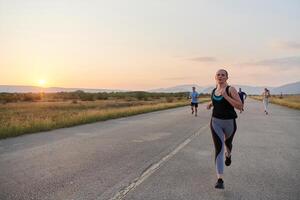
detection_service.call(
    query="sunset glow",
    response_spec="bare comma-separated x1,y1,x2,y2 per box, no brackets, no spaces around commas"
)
38,79,46,86
0,0,299,90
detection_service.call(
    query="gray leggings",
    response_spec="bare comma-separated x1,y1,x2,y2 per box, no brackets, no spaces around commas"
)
210,117,237,174
263,98,269,112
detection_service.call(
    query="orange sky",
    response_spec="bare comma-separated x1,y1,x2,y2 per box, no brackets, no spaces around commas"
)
1,0,299,90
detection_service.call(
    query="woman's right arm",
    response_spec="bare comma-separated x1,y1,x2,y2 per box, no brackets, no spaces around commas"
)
207,101,213,110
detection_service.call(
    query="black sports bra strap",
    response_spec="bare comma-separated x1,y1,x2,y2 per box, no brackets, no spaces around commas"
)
211,88,217,98
212,86,231,97
226,86,231,97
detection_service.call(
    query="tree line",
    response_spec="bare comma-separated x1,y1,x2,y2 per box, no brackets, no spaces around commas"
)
0,90,198,103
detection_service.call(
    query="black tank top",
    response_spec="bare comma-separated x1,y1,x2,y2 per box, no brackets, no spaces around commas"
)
211,86,237,119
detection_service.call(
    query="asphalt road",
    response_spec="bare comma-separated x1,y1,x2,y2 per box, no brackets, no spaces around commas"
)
0,99,299,200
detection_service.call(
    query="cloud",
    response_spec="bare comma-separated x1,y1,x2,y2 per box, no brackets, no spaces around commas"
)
188,56,217,62
271,41,300,50
244,56,300,70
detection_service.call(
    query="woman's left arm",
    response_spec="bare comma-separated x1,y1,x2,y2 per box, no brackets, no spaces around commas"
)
222,87,243,110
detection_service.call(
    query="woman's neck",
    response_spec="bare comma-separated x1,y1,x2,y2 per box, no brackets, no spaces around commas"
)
217,82,228,89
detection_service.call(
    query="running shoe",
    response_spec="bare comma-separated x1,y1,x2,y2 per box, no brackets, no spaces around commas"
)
215,178,224,189
225,155,231,166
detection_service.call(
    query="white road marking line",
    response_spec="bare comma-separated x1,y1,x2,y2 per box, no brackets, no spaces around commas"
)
109,124,209,200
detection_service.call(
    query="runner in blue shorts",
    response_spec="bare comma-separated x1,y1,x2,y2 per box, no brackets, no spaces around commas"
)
189,86,199,117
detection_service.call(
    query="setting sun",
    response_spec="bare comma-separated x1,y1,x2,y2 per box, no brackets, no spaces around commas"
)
38,79,46,86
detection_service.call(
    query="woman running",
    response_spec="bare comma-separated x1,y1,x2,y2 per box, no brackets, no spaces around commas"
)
207,69,243,189
262,88,271,115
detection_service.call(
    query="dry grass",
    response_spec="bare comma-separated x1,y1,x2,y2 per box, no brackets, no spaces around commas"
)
250,95,300,110
0,97,210,139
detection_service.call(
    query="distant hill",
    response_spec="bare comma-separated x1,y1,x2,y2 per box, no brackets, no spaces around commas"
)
0,85,124,93
0,85,42,93
151,84,273,95
270,81,300,94
201,86,215,94
149,81,300,95
1,81,299,94
231,85,274,95
149,84,204,93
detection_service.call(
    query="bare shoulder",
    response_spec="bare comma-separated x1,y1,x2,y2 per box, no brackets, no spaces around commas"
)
229,86,238,94
228,86,240,100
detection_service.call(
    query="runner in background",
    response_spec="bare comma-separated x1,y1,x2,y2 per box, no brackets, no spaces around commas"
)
262,88,271,115
238,88,247,113
189,86,200,117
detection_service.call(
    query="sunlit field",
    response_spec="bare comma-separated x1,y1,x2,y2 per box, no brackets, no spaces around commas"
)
0,92,210,139
250,95,300,110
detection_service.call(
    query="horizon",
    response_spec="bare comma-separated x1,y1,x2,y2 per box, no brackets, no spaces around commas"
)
1,80,299,92
1,0,300,90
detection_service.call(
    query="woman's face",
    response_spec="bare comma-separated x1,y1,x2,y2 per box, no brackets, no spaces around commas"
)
215,70,228,84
